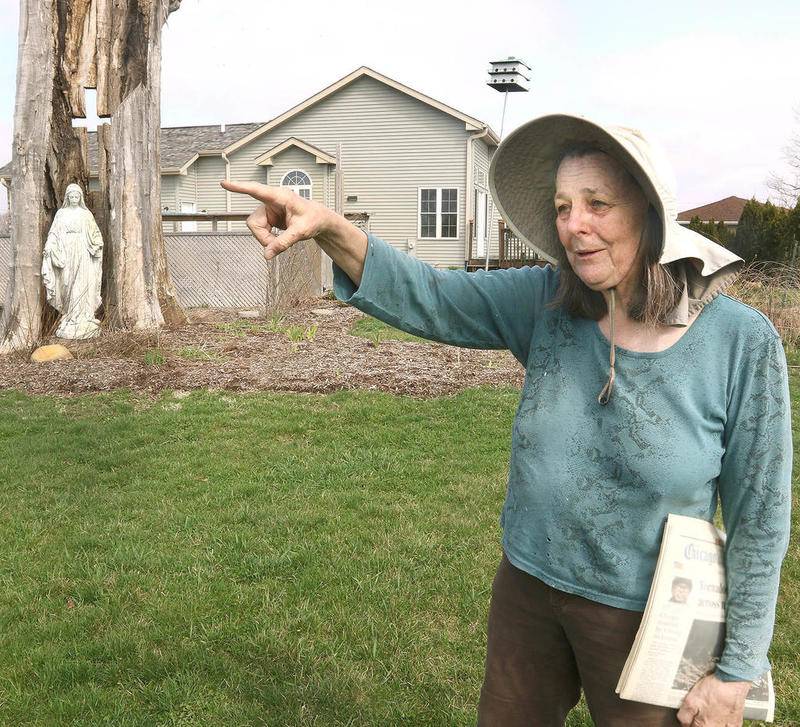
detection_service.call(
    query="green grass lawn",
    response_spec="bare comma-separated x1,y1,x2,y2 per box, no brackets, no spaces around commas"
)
0,380,797,726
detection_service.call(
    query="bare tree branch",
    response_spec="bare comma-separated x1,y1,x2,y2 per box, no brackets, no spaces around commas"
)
767,107,800,208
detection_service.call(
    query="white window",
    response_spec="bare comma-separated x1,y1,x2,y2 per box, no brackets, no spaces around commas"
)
418,188,458,239
280,169,312,199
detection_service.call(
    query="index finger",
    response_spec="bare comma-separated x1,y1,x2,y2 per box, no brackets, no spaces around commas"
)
220,179,280,203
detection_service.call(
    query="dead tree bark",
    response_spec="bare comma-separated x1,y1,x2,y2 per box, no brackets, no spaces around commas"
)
98,0,185,328
0,0,185,353
0,0,89,353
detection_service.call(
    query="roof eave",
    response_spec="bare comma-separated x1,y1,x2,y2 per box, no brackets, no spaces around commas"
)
255,137,337,167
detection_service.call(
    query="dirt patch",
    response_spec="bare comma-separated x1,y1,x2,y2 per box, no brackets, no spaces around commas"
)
0,298,524,397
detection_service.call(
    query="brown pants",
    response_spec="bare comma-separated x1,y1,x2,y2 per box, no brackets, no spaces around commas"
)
477,554,680,727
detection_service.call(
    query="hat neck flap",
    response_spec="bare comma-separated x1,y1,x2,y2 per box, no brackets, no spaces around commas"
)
659,224,743,326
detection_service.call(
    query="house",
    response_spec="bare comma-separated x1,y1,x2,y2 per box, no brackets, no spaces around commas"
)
1,67,521,272
677,196,750,230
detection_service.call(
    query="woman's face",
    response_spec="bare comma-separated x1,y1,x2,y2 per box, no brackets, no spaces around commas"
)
67,190,81,207
554,152,648,298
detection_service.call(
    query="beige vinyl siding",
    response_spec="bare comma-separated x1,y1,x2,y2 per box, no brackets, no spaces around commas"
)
161,175,179,232
227,75,468,267
195,156,227,231
326,163,336,211
228,157,267,232
162,176,178,210
175,167,197,231
177,168,197,209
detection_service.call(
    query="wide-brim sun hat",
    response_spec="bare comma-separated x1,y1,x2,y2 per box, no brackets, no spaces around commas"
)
489,113,745,405
488,113,743,314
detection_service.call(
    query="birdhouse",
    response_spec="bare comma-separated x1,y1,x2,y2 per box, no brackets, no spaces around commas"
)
487,57,531,92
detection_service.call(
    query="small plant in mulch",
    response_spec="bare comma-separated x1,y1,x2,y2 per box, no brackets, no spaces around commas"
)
177,346,227,363
214,317,299,339
213,316,319,352
284,324,318,351
303,324,318,342
65,330,165,360
265,314,286,332
349,316,429,346
72,343,101,359
144,349,166,366
213,320,258,337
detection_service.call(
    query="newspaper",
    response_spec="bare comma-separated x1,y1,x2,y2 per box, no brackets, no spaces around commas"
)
615,514,774,722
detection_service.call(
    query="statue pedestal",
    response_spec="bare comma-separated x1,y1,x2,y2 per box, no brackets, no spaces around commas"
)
55,318,101,339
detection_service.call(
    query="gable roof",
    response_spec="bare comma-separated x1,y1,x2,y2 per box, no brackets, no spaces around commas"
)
1,67,498,180
224,66,500,156
254,137,337,166
677,196,750,223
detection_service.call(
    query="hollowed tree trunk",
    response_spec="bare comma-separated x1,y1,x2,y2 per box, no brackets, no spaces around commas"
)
98,0,185,329
0,0,184,353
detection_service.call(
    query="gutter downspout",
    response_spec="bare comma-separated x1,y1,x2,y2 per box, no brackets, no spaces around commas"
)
466,126,491,268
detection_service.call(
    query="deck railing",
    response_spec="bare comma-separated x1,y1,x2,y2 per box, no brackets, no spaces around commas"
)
498,220,544,267
467,218,547,269
162,212,250,232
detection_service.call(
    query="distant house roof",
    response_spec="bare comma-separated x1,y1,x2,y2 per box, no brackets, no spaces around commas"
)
0,122,263,180
156,123,264,171
677,196,750,224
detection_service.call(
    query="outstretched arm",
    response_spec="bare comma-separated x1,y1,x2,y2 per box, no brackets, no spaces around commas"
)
220,180,368,284
222,180,557,361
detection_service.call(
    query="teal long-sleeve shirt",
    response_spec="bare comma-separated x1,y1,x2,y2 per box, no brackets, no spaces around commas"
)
333,234,792,683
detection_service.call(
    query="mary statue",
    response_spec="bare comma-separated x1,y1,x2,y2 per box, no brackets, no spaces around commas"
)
42,183,104,339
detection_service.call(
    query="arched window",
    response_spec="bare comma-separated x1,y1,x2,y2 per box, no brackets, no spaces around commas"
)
280,170,312,199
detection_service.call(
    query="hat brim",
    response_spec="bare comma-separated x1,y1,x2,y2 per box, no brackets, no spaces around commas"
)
488,114,668,263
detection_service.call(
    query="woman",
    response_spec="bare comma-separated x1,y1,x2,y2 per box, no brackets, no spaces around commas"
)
42,183,104,339
221,114,791,727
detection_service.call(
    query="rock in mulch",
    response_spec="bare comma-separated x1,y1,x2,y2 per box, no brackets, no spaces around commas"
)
30,344,73,363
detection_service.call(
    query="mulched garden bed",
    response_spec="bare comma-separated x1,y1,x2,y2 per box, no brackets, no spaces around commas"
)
0,298,524,397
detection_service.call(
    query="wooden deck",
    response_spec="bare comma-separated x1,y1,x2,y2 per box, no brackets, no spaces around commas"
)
466,219,549,270
465,257,549,271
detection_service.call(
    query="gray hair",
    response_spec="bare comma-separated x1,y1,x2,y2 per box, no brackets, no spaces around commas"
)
550,145,681,326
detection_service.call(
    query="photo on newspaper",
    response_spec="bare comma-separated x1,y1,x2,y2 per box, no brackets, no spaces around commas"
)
616,514,775,722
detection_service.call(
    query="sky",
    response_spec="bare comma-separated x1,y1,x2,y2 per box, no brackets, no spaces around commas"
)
1,0,799,215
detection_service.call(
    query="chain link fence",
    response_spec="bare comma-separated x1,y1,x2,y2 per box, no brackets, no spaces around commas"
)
0,232,322,315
